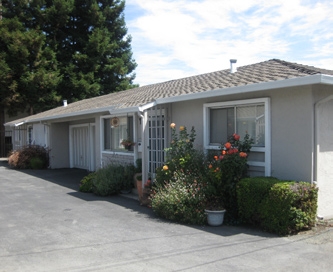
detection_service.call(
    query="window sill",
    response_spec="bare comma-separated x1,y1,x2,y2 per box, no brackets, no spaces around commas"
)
102,150,134,156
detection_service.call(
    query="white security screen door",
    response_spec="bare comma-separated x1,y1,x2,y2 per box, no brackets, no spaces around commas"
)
146,106,169,175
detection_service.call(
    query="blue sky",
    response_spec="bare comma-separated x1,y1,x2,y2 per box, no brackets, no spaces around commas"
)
124,0,333,86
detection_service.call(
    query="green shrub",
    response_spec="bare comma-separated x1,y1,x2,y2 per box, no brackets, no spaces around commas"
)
155,125,206,186
8,145,49,169
79,172,96,193
237,177,280,225
259,181,318,235
122,164,136,190
93,164,124,196
151,176,206,225
29,157,45,169
135,158,142,173
152,124,208,224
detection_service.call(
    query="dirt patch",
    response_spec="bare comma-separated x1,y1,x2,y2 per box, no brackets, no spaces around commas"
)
288,219,333,244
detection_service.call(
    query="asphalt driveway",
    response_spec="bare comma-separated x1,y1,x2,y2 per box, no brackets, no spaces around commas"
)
1,160,332,272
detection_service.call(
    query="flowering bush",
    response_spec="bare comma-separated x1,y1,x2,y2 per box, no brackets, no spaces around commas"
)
152,124,253,225
155,123,205,185
206,133,254,220
152,124,207,224
151,176,206,225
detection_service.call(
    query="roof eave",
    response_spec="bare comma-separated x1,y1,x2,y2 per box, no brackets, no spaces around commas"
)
5,105,141,127
155,74,332,105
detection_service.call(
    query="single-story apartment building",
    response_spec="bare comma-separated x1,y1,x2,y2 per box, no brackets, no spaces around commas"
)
5,59,333,219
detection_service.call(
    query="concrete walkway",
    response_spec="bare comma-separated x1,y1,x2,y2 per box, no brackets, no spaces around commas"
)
1,161,332,272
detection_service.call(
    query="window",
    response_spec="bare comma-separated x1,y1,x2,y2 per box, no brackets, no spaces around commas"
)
204,98,271,176
103,116,133,151
205,98,268,147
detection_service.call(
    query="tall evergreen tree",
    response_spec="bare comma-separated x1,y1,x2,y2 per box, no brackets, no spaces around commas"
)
0,0,137,115
0,15,62,115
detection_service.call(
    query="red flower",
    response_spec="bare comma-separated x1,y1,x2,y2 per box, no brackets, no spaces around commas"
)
239,152,247,158
224,142,231,149
214,155,218,160
233,133,240,141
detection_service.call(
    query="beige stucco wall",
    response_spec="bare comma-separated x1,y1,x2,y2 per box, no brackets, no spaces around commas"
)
170,85,315,182
171,100,205,150
270,86,313,181
49,123,70,168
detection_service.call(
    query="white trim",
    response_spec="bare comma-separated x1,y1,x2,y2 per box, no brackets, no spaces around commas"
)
203,97,271,176
100,113,135,154
101,150,134,156
139,101,157,112
314,94,333,182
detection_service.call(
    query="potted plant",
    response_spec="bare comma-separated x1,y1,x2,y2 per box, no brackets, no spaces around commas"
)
204,196,226,226
204,133,253,225
121,138,135,151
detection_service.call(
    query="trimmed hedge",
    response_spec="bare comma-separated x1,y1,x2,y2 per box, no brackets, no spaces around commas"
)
237,177,281,225
237,177,318,235
259,182,318,235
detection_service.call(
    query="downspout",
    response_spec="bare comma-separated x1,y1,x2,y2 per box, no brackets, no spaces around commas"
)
313,94,333,220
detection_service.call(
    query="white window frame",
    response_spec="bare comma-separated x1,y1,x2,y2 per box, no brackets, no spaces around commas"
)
203,97,271,176
100,114,135,154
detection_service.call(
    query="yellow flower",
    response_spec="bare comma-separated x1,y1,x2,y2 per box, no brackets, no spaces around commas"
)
170,123,176,129
163,165,169,171
179,126,185,131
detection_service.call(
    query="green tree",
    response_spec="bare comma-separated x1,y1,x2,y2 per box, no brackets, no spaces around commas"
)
1,0,137,115
0,16,61,115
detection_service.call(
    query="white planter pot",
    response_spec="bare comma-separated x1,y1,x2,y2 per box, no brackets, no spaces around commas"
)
205,209,226,226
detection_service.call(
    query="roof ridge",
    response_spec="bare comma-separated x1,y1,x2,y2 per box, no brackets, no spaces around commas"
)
271,59,320,75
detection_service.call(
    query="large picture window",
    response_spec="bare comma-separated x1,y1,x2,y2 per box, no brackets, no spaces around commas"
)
103,116,133,151
210,104,265,146
205,98,269,148
204,98,271,176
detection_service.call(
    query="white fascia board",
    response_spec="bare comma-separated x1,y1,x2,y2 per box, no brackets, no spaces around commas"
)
8,105,140,126
138,101,157,112
154,74,330,105
108,106,140,115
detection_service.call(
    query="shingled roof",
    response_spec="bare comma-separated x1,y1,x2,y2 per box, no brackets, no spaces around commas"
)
5,59,333,126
